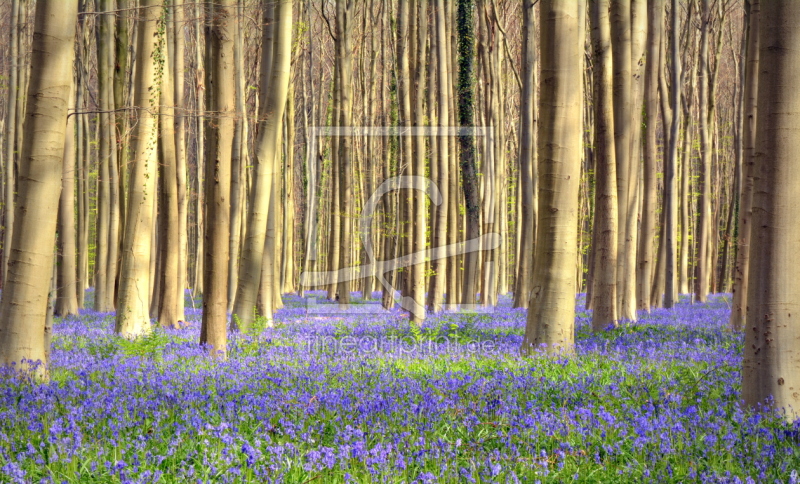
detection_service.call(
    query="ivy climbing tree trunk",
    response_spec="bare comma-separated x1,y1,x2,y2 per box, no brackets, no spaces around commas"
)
116,0,161,338
457,0,481,307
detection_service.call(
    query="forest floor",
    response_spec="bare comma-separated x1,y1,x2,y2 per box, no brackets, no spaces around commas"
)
1,292,799,483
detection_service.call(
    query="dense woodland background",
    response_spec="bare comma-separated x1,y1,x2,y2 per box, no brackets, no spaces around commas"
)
0,0,782,406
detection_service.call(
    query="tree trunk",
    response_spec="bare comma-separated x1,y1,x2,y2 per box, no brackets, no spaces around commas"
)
174,0,188,322
231,0,292,331
741,0,800,420
200,0,234,358
513,0,538,310
56,83,80,317
2,0,20,288
336,0,355,310
636,0,661,312
157,27,181,330
694,0,712,303
409,0,428,322
0,0,77,377
730,0,758,331
664,0,681,309
457,0,482,307
94,0,115,312
610,0,636,321
590,0,619,331
521,0,583,354
115,0,160,337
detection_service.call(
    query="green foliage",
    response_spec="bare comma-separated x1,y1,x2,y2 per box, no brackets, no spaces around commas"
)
117,327,170,364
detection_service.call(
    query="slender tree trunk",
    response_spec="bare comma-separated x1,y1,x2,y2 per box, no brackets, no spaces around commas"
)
694,0,711,303
409,0,428,322
610,0,636,321
730,0,758,331
231,0,292,331
664,0,681,309
741,0,800,420
513,0,538,309
174,0,187,321
626,0,646,312
200,0,234,357
521,0,583,354
457,0,482,307
56,83,80,317
94,0,114,312
0,0,77,377
2,0,20,288
637,0,661,312
590,0,619,331
157,27,180,329
336,0,355,309
115,0,161,337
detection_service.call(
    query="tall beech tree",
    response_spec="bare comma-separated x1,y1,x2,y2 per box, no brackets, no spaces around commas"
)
730,0,759,331
0,0,78,377
116,0,160,338
231,0,292,331
457,0,481,307
590,0,619,331
742,0,800,421
200,0,235,358
521,0,584,354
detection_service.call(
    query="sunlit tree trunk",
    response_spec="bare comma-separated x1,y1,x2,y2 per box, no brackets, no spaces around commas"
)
610,0,636,321
637,0,661,312
157,27,180,330
2,0,20,288
0,0,77,377
664,0,681,309
694,0,712,303
590,0,618,331
116,0,160,338
521,0,584,354
231,0,292,331
513,0,538,310
94,0,115,312
56,83,79,317
336,0,355,309
730,0,758,331
409,0,428,322
742,0,800,420
173,0,187,322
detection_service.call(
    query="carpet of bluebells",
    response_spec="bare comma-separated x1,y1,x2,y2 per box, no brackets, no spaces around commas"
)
1,291,800,483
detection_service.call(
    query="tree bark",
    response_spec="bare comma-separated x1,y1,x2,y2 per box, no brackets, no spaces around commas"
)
590,0,619,331
694,0,712,303
637,0,661,312
741,0,800,420
157,25,181,330
521,0,583,354
56,82,80,317
610,0,636,321
664,0,681,309
0,0,77,377
231,0,292,331
115,0,160,337
730,0,758,331
200,0,234,358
